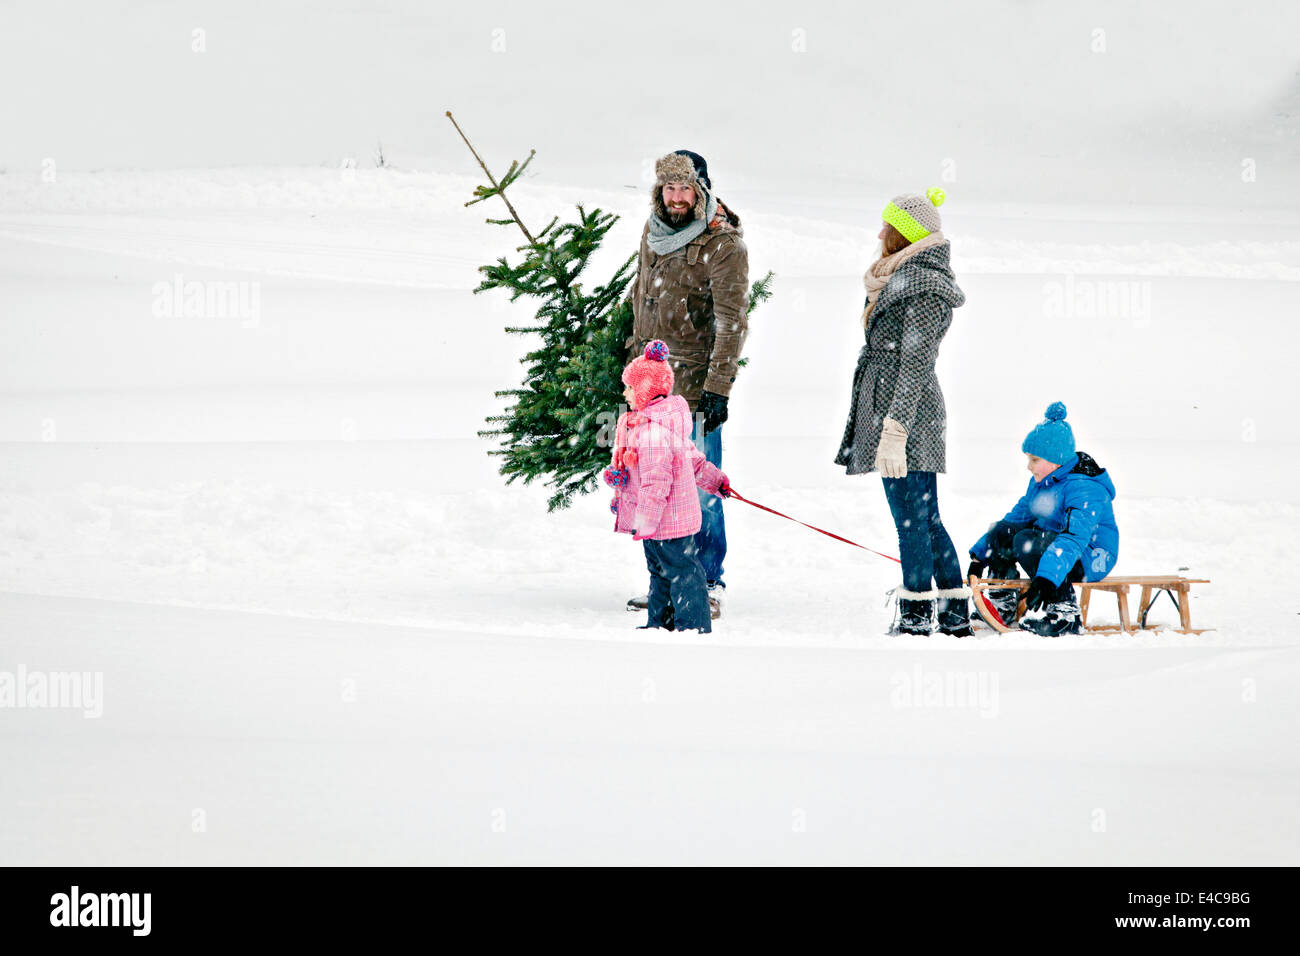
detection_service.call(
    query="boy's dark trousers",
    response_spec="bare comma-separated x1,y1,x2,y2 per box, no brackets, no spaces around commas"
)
643,535,711,633
980,520,1084,601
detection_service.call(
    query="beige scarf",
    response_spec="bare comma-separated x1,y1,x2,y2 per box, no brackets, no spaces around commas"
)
861,230,946,328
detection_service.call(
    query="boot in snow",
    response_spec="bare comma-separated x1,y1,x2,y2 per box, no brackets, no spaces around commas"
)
891,590,935,636
637,603,675,631
707,582,724,620
936,587,974,637
1018,592,1083,637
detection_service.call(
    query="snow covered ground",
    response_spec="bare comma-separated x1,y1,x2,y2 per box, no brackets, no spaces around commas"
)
3,591,1295,866
1,164,1296,865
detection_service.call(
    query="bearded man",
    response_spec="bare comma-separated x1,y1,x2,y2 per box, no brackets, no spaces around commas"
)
624,149,750,619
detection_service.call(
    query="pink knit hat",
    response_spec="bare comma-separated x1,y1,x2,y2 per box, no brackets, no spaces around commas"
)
622,340,674,410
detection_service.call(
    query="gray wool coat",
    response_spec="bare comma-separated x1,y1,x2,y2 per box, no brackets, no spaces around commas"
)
834,242,966,475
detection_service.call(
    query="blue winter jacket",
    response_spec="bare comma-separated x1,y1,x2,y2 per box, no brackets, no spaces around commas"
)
970,452,1119,586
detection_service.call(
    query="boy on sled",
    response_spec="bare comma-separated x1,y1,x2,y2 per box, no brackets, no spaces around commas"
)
968,402,1120,636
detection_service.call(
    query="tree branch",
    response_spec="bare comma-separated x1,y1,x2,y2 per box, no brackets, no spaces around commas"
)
446,111,536,245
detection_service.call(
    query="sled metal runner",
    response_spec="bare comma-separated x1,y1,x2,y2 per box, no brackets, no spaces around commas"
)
969,575,1213,635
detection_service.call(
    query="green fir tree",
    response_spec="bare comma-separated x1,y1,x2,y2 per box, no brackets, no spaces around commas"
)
449,113,773,511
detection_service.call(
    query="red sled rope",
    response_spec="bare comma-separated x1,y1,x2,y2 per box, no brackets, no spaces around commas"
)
724,487,901,564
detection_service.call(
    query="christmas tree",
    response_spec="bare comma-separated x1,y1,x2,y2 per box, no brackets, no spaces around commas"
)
449,113,773,511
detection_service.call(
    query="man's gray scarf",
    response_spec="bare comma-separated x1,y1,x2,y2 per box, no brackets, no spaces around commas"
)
647,188,718,255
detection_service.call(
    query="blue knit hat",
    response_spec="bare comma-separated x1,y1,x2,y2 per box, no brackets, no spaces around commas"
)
1021,402,1075,464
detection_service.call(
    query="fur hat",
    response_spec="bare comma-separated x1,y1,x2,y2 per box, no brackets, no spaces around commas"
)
672,149,710,190
651,150,710,223
622,340,674,410
882,187,946,243
1021,401,1076,465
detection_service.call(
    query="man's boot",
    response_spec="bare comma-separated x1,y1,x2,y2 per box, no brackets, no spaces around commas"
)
707,582,724,620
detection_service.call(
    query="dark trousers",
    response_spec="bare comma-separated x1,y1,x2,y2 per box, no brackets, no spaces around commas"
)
982,520,1084,600
643,535,711,633
881,471,963,594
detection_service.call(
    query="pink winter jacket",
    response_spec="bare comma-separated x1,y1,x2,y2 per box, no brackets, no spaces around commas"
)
609,394,727,540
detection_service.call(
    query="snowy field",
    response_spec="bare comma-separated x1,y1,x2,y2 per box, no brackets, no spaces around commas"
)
2,0,1298,866
2,167,1297,865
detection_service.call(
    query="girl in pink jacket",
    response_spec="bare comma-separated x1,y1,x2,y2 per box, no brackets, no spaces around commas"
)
605,341,730,633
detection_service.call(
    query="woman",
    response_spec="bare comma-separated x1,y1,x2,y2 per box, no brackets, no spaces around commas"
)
834,188,971,636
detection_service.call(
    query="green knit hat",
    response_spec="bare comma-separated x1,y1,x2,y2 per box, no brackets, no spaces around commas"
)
882,187,946,243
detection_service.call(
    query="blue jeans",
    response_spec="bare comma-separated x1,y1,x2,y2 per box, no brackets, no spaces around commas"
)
643,535,711,632
690,418,725,587
881,470,963,594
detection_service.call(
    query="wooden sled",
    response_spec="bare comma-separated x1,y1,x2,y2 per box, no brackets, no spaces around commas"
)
970,575,1212,635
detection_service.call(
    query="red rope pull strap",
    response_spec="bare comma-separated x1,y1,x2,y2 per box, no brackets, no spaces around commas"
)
724,487,901,564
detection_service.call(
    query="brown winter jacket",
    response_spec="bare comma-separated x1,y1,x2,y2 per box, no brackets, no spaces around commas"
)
625,203,750,412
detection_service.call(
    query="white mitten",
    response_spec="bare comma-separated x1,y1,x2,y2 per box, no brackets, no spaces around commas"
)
875,416,909,479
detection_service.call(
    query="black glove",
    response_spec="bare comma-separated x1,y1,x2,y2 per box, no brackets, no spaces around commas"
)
697,390,729,434
966,559,986,581
1022,576,1056,612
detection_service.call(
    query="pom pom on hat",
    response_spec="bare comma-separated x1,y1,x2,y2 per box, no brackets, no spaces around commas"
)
622,340,675,410
1044,401,1068,422
926,186,946,207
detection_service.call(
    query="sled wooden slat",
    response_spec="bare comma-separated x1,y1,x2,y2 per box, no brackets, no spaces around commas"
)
1089,576,1210,584
1082,623,1213,636
970,575,1211,635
